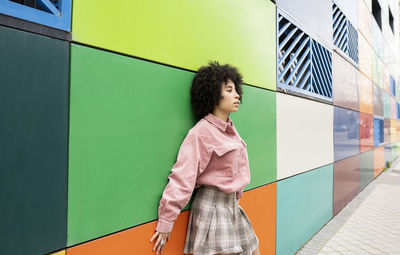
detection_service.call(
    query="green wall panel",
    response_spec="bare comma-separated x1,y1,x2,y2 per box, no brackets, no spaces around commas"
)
384,92,391,119
0,25,69,255
276,164,333,255
72,0,276,90
68,44,276,246
231,87,276,188
360,150,374,191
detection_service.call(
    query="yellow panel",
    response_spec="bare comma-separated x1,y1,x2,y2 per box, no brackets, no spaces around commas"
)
49,250,65,255
391,120,397,143
72,0,276,90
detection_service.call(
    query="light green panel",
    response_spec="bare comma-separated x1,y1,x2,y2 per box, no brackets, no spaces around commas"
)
231,87,276,189
72,0,276,90
372,53,383,88
384,92,391,119
68,44,276,246
276,164,333,255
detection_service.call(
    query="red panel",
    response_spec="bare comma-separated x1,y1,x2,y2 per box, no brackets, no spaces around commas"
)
360,113,374,153
67,184,277,255
374,146,385,177
333,155,360,216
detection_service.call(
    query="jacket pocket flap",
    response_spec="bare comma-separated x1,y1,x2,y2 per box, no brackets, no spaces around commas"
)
214,143,241,156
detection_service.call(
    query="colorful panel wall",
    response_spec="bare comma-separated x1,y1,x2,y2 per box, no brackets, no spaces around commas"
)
0,25,69,255
3,0,400,254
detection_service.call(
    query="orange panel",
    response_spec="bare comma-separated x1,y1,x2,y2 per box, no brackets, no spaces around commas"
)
374,146,385,177
67,211,189,255
359,71,373,114
239,183,276,255
358,0,372,44
360,113,374,153
67,183,277,255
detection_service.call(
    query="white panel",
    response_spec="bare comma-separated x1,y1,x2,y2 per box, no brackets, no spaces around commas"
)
276,0,333,48
334,0,358,28
276,93,334,180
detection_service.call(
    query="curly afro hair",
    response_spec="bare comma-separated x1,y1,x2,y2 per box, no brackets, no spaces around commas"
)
190,61,243,118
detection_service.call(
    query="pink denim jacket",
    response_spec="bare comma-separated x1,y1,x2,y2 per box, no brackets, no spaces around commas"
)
156,113,250,233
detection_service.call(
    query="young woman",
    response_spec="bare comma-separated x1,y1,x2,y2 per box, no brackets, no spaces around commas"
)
150,61,260,255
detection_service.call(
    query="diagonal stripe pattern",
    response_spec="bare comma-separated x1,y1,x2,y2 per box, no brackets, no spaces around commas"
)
332,2,358,64
277,12,332,101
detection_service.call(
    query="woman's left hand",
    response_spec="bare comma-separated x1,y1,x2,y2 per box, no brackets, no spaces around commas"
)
150,231,170,255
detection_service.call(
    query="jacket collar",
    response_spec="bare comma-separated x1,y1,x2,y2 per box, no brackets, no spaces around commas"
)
204,113,233,132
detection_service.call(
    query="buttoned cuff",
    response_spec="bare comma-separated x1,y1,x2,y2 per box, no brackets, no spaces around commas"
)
156,218,174,233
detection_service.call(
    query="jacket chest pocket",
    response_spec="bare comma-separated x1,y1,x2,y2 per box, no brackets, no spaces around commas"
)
212,143,241,177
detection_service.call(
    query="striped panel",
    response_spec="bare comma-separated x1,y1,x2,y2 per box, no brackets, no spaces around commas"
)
311,39,333,99
278,12,332,101
332,2,358,65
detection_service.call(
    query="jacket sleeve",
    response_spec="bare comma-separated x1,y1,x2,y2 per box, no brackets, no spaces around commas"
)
156,130,209,233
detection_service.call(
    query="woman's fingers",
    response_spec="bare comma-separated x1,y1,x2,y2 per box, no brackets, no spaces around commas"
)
150,231,159,242
153,236,161,251
156,237,162,255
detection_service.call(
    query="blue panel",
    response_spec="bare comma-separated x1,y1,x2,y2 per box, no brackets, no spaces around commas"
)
0,0,71,31
397,102,400,120
373,116,384,146
390,75,396,96
332,2,358,65
276,164,333,255
277,11,332,102
334,107,360,161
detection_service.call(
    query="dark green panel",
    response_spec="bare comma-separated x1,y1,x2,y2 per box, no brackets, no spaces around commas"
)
231,87,276,188
68,44,276,246
360,150,374,191
0,25,69,255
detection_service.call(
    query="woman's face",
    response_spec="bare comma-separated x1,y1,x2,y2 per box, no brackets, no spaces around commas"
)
215,79,240,114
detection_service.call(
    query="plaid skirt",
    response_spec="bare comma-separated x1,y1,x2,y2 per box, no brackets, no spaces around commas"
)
183,185,259,255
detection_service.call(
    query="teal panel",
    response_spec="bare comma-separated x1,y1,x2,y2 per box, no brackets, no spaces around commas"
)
384,92,391,119
276,164,333,255
0,25,68,254
360,150,374,191
231,88,276,188
68,44,276,246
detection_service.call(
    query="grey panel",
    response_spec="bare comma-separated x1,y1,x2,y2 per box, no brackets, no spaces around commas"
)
276,0,333,48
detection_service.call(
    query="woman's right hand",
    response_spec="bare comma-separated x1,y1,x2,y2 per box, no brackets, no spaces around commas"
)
150,231,170,255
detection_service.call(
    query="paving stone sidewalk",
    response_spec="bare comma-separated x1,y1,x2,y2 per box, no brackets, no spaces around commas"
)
296,160,400,255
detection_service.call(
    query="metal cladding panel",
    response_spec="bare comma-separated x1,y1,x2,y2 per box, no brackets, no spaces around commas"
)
373,84,384,117
360,150,374,191
358,34,373,80
383,92,391,119
359,71,373,114
372,18,384,59
392,120,398,142
333,107,360,162
391,98,397,120
360,113,374,153
0,0,71,31
384,118,391,144
71,0,276,90
67,184,276,255
276,93,334,180
332,52,359,111
334,0,358,28
333,155,360,216
390,76,396,96
383,67,391,93
358,0,372,43
276,0,332,47
68,44,276,246
0,26,68,254
276,165,333,255
385,145,392,166
374,146,385,177
372,53,383,88
373,117,384,146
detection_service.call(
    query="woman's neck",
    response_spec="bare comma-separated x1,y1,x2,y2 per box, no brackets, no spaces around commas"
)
211,109,229,123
